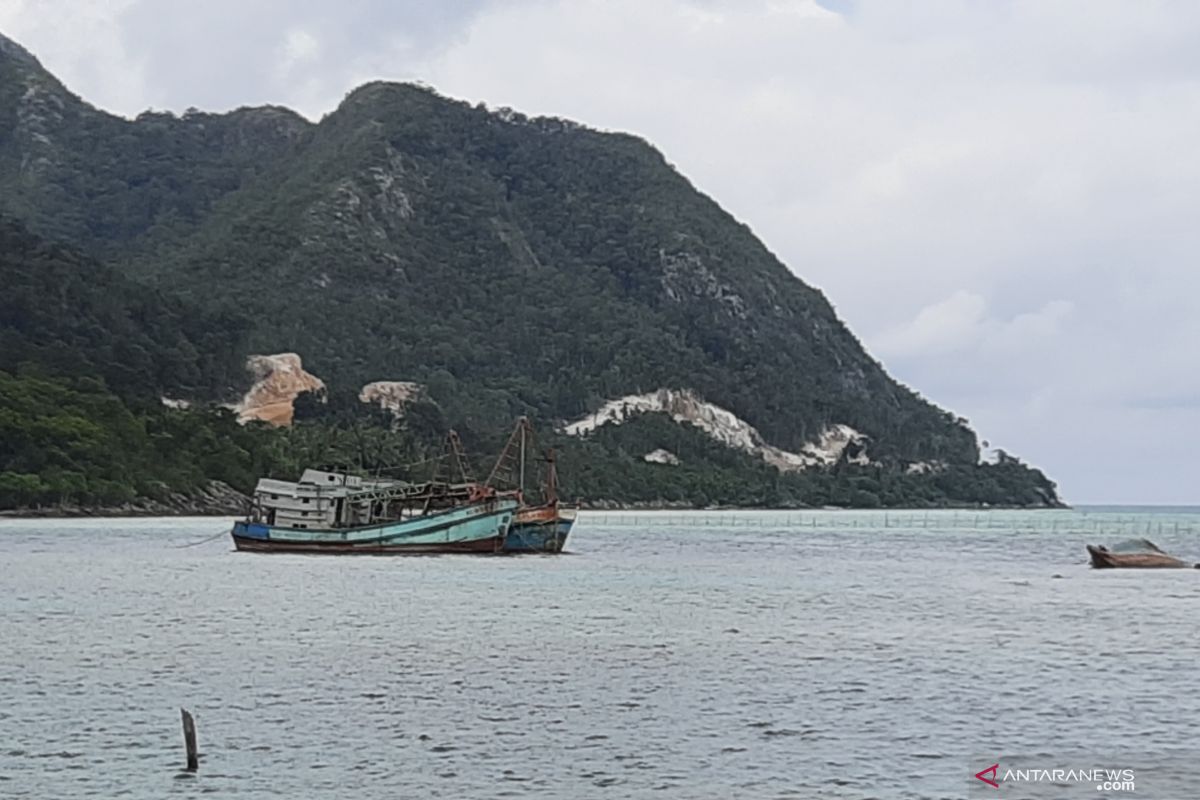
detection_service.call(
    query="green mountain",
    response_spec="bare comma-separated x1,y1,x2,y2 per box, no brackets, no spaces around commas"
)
0,217,290,509
0,217,245,398
0,32,1060,509
0,33,306,256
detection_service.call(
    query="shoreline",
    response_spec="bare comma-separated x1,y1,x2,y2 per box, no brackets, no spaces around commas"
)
1,502,1070,519
0,480,247,519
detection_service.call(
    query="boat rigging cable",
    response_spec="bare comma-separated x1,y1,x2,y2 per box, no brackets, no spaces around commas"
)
171,529,230,548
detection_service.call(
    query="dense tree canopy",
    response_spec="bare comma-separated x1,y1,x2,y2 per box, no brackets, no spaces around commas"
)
0,218,246,399
0,41,1061,511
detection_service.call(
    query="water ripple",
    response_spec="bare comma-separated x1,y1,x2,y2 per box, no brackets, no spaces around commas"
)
1,511,1199,797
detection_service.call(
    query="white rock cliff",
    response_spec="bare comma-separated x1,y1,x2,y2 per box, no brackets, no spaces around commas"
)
563,388,868,472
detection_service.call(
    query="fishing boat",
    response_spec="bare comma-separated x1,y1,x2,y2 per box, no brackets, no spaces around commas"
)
485,418,579,554
1086,539,1198,569
232,495,516,554
505,501,578,554
231,431,518,554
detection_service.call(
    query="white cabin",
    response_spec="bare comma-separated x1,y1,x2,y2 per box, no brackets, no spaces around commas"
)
253,470,402,529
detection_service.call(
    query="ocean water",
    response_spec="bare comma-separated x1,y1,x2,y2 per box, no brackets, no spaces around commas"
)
2,509,1199,799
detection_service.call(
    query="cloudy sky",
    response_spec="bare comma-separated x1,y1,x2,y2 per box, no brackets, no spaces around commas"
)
3,0,1197,504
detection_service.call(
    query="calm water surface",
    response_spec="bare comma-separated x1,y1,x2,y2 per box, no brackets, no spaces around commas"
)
2,509,1199,799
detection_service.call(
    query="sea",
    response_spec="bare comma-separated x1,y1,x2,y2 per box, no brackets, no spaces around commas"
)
2,507,1199,799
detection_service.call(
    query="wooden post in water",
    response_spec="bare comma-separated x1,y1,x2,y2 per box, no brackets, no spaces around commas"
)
181,708,198,772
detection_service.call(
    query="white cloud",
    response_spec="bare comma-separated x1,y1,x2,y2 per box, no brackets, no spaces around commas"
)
277,28,320,76
0,0,149,113
876,293,1076,362
873,291,990,359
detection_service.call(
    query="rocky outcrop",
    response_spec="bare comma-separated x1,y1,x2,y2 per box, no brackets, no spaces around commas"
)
660,248,748,319
359,380,424,418
562,388,868,472
301,144,414,254
235,353,325,426
233,358,423,426
644,448,681,465
812,425,871,467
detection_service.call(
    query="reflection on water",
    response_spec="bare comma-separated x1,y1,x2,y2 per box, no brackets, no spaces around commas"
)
1,509,1198,798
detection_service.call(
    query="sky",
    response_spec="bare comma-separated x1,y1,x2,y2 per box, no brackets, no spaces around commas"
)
2,0,1197,504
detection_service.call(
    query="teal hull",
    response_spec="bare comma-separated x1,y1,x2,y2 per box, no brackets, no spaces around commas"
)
503,518,575,553
231,498,517,554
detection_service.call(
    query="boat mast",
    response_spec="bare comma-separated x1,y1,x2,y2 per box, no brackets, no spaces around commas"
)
447,430,475,484
484,417,535,500
519,418,526,498
545,448,558,506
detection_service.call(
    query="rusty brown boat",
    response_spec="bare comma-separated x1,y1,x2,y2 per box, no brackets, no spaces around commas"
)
486,417,578,553
1087,539,1198,569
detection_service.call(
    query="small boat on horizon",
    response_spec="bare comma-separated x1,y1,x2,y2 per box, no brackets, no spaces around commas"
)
1086,538,1198,569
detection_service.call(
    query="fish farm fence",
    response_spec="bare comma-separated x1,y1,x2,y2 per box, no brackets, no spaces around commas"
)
582,512,1200,536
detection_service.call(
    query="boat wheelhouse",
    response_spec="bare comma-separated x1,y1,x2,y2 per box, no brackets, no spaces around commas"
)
249,469,483,531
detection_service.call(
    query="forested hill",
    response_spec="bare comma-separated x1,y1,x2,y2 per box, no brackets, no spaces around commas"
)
0,218,246,399
0,32,1062,510
0,32,307,254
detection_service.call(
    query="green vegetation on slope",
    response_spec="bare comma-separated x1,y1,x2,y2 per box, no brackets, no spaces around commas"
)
118,83,979,466
0,370,272,508
555,414,1059,508
0,34,1062,509
0,217,246,399
0,36,307,254
0,368,1058,512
